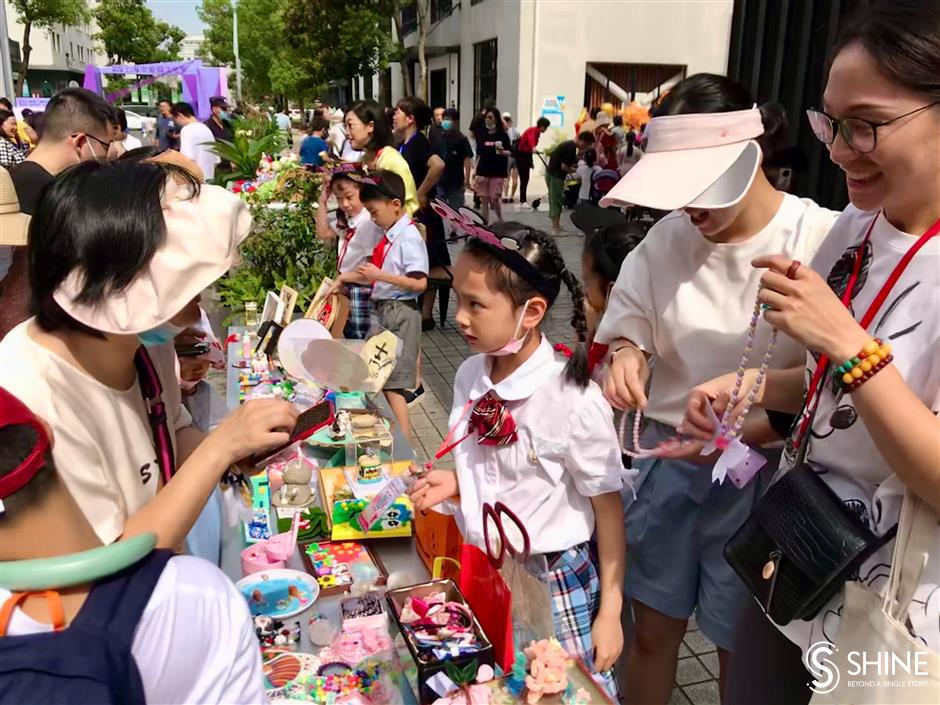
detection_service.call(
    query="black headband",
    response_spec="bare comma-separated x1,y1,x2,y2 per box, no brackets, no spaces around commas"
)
472,232,560,304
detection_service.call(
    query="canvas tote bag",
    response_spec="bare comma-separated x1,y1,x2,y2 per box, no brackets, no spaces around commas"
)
811,491,938,705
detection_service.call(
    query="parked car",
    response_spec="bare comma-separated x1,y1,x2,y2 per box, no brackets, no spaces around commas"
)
289,108,302,122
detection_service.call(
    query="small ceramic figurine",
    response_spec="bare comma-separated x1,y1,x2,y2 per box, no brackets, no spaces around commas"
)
276,455,314,507
357,451,382,484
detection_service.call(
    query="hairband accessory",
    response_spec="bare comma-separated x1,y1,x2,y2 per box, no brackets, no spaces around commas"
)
429,198,560,303
786,260,802,279
313,161,361,175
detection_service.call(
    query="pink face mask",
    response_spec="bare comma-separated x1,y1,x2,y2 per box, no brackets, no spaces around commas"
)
487,300,531,357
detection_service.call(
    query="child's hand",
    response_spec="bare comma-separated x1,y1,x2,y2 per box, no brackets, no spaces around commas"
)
355,262,383,283
591,613,623,672
407,469,459,511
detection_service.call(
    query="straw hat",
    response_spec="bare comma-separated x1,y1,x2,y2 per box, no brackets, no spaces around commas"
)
0,167,31,246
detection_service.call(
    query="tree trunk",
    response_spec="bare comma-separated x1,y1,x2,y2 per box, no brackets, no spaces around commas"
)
17,21,32,97
415,0,429,101
391,6,413,97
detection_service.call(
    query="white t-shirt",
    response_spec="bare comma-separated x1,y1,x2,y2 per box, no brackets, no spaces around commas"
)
0,555,266,704
336,208,384,274
371,215,429,301
0,321,192,544
596,194,838,427
442,336,632,554
575,163,601,201
123,133,142,151
179,121,220,181
776,206,940,656
275,113,291,132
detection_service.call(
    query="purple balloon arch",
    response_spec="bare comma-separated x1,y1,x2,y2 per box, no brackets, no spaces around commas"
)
83,60,230,120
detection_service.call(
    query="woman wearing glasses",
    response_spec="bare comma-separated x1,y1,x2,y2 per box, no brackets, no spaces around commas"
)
681,1,940,702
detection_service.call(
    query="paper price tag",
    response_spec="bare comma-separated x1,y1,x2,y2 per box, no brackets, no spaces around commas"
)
357,475,407,532
727,448,767,488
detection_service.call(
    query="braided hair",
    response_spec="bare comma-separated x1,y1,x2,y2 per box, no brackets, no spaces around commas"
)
464,222,591,388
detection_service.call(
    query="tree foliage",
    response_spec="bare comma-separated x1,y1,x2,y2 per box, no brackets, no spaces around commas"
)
10,0,90,93
199,0,284,100
94,0,185,64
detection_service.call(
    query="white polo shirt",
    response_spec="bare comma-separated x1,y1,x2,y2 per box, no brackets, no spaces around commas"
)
0,555,266,704
442,336,632,554
371,215,428,301
336,208,384,274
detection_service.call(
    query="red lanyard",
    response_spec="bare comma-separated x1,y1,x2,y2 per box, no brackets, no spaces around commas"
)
337,227,356,269
795,212,940,446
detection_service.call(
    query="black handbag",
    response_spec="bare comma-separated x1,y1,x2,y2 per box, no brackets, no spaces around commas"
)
723,446,896,625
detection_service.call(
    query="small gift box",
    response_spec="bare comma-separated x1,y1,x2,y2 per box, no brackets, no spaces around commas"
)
386,579,494,704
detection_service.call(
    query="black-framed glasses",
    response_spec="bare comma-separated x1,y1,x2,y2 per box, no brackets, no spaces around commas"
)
806,101,940,154
81,132,115,155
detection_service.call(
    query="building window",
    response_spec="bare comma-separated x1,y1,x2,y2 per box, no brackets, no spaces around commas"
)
430,0,453,23
473,38,497,110
401,5,417,36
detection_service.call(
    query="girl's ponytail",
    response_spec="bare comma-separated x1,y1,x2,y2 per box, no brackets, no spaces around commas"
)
560,269,590,389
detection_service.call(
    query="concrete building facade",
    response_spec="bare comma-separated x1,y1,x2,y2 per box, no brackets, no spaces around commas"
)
356,0,734,135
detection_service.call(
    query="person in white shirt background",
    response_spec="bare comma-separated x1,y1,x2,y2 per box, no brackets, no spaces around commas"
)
315,171,384,339
682,1,940,702
575,148,602,205
274,107,293,147
408,222,631,698
112,108,141,153
172,102,220,181
597,74,838,705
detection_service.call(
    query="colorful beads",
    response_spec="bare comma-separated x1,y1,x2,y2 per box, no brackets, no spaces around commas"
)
836,339,893,392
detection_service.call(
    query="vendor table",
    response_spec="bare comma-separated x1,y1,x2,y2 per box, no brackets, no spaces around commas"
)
220,327,429,702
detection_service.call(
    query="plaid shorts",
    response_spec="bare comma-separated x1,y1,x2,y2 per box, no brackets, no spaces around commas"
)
343,284,372,340
545,543,619,699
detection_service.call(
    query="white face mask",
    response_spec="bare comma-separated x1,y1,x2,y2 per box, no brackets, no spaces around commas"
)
487,300,531,357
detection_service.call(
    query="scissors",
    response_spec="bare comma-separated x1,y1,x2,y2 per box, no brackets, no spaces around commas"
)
481,501,530,569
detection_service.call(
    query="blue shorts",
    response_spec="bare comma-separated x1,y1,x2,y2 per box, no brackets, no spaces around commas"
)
624,421,779,650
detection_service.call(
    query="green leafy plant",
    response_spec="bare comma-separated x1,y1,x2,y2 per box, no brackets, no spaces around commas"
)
209,115,286,184
217,169,336,318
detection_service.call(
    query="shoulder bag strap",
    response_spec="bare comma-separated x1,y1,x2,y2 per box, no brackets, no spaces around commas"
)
134,347,176,485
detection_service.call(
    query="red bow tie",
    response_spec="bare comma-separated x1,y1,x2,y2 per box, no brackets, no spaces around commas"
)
468,392,518,446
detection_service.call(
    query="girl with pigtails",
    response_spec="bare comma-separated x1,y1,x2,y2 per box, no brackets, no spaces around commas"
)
408,221,632,696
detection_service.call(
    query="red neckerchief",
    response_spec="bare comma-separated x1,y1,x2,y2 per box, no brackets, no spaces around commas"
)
371,235,391,269
467,392,519,447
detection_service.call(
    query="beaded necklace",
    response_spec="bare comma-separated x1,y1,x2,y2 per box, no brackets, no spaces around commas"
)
619,294,777,459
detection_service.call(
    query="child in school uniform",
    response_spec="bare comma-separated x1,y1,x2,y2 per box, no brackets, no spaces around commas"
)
317,171,385,339
408,222,632,696
574,149,602,205
351,170,428,439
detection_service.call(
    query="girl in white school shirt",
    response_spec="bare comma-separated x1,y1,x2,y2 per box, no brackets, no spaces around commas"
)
409,222,632,694
595,74,838,704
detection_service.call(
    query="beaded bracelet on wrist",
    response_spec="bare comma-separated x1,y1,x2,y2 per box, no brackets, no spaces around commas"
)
836,338,893,392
